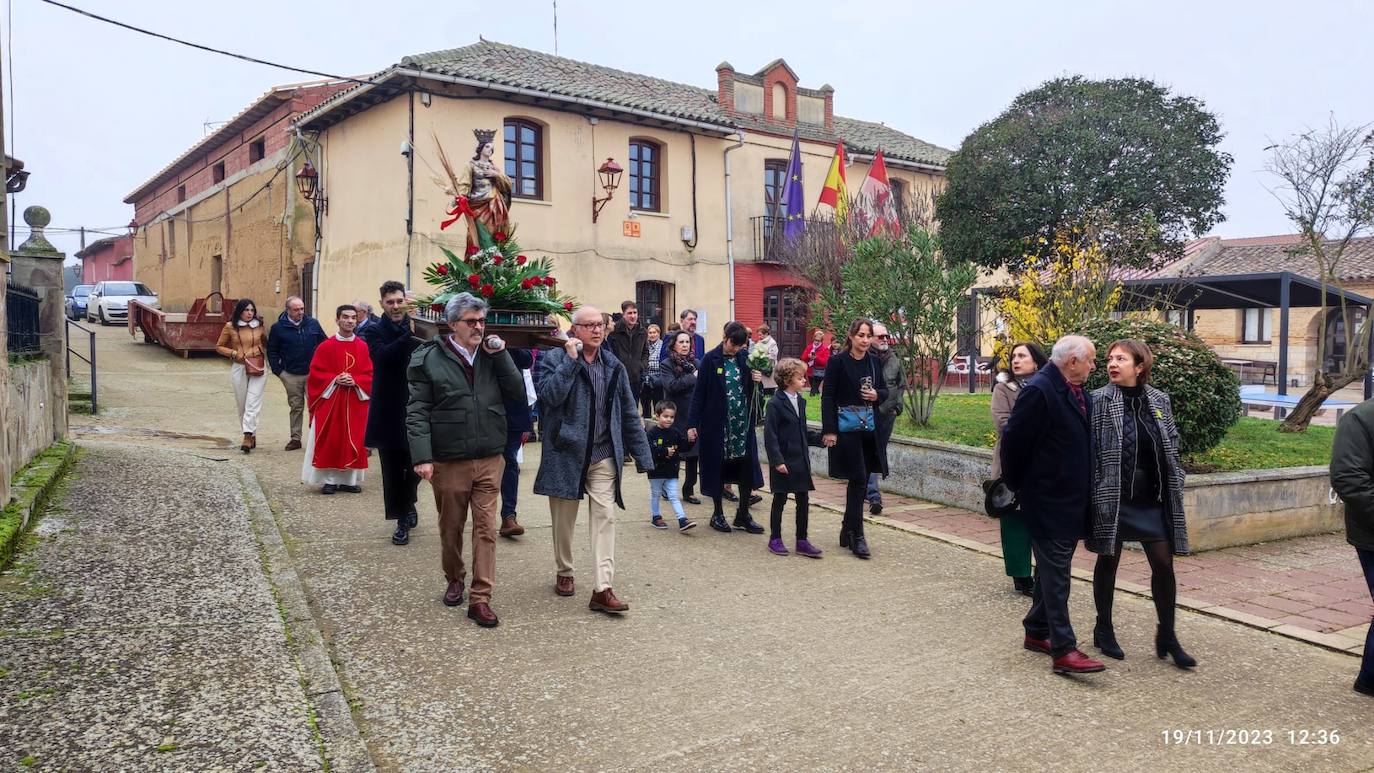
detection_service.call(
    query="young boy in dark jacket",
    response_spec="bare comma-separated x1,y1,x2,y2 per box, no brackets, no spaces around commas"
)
763,358,822,557
646,400,698,533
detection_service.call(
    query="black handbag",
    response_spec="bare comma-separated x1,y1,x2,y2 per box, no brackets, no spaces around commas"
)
982,478,1018,519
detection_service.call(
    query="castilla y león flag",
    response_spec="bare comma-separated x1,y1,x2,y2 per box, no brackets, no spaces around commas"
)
817,142,848,220
858,150,901,237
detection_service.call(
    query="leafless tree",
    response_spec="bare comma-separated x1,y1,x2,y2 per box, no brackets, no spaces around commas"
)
1266,117,1374,431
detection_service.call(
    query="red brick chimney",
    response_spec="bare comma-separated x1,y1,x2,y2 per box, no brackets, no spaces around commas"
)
820,84,834,133
716,61,735,116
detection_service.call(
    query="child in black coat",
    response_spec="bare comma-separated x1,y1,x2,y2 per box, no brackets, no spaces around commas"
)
763,359,822,557
645,401,698,532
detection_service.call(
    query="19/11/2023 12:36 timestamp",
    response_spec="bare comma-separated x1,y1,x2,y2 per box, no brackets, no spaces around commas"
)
1161,729,1341,746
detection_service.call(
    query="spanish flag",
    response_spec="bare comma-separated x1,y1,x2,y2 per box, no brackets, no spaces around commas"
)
817,142,848,220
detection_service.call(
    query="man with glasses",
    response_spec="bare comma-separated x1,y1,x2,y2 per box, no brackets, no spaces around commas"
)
867,323,905,514
407,292,525,628
535,305,653,615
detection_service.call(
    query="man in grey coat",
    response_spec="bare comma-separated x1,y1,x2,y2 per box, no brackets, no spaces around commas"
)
535,305,653,615
867,322,905,514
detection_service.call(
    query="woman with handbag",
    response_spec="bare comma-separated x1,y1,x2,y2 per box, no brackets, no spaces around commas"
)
662,331,703,504
802,330,831,396
216,298,268,454
821,318,888,559
990,342,1047,596
1088,339,1195,668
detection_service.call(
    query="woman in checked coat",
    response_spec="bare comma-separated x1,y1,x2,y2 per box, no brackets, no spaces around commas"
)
1088,339,1195,669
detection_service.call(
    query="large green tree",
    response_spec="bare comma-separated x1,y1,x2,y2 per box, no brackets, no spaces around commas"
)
936,76,1233,272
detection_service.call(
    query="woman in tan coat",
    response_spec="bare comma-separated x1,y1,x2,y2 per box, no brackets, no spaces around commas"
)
990,341,1047,596
215,298,268,453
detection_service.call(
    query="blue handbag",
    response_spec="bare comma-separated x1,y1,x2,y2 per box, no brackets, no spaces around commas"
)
837,357,878,433
838,405,874,433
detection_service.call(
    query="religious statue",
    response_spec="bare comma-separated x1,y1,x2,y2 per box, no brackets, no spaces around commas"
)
455,128,513,251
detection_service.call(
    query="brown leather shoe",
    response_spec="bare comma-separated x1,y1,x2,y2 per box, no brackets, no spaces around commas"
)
500,515,525,537
443,581,465,607
555,575,574,597
589,587,629,614
241,433,252,454
1052,649,1106,674
284,438,302,451
247,432,256,449
467,602,499,628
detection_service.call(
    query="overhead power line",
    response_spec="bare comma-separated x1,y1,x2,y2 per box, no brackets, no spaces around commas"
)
37,0,379,87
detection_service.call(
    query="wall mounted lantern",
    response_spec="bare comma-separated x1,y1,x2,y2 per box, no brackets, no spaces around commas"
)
592,157,623,223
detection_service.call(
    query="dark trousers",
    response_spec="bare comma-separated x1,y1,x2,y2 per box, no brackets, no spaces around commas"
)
682,457,698,497
378,446,420,520
711,458,752,520
1024,538,1079,656
640,381,662,418
770,492,809,540
843,478,867,537
1359,548,1374,688
809,375,823,396
500,430,523,517
867,414,896,503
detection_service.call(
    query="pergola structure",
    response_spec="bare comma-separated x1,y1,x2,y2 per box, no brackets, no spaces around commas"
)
966,271,1374,399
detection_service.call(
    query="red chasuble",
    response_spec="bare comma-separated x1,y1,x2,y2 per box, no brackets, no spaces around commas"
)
307,335,374,470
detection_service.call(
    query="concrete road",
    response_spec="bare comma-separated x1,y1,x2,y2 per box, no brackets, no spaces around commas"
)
67,324,1374,771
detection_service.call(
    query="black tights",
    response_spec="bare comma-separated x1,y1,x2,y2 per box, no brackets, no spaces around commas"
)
843,479,866,537
682,458,698,497
1093,540,1177,632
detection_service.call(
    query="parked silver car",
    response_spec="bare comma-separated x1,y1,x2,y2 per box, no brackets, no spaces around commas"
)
87,281,159,325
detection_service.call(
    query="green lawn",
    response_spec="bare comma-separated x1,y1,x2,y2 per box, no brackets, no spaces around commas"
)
804,391,1335,472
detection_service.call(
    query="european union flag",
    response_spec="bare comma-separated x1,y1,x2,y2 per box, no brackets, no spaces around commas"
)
783,131,805,240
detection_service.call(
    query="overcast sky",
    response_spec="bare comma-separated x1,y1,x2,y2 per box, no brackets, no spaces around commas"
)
7,0,1373,262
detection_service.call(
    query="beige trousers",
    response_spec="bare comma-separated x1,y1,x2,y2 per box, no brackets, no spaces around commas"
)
549,458,618,592
432,455,504,604
278,371,308,441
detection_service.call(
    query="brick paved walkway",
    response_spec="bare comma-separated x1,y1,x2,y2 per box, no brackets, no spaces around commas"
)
805,478,1371,657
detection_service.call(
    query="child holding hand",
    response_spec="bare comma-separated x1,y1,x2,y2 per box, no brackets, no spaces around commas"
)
646,401,698,533
763,359,822,557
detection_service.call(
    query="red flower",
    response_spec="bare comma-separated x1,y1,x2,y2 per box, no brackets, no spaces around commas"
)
468,274,481,287
465,244,478,257
521,278,535,290
436,264,449,276
480,284,495,298
546,276,557,286
563,301,575,312
516,255,527,265
430,303,443,313
493,231,508,242
492,256,503,266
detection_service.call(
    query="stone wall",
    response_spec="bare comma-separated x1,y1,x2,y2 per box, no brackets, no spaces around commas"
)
7,359,56,477
807,428,1343,552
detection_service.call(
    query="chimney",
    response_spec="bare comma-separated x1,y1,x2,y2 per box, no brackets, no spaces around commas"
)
820,84,834,134
716,61,736,116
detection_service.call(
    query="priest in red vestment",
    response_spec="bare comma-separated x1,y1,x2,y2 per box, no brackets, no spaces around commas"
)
302,305,374,494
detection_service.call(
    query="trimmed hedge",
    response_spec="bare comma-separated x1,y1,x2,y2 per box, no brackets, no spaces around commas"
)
1079,317,1241,456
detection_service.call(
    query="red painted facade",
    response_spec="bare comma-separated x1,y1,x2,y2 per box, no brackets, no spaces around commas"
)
75,235,134,284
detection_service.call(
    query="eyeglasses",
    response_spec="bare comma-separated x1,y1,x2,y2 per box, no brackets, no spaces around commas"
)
876,334,891,340
574,322,606,331
457,317,487,327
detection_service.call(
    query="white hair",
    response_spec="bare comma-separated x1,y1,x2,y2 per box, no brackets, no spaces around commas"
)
1050,335,1093,366
572,305,602,324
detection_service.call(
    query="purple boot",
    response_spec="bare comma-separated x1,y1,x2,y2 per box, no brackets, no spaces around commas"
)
795,539,824,558
768,538,789,556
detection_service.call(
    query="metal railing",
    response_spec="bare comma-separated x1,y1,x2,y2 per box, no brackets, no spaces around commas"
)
749,215,844,261
6,282,41,355
65,318,97,414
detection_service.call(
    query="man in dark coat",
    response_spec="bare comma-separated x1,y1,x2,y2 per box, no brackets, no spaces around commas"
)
687,321,766,535
534,305,653,615
1328,400,1374,697
658,308,706,364
498,348,535,538
606,300,649,416
266,295,326,451
1000,334,1106,675
361,281,422,546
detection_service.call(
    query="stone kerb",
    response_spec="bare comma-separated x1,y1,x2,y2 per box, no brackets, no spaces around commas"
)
801,422,1343,552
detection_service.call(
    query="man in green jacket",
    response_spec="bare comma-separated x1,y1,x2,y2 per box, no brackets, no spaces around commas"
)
867,322,905,514
1328,400,1374,697
407,293,525,629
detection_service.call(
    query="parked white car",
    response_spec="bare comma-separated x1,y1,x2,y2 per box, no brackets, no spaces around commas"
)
87,280,159,325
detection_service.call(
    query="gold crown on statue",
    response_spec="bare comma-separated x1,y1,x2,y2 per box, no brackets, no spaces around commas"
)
473,128,497,146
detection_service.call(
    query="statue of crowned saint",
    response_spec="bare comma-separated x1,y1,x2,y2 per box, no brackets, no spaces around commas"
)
440,128,514,254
